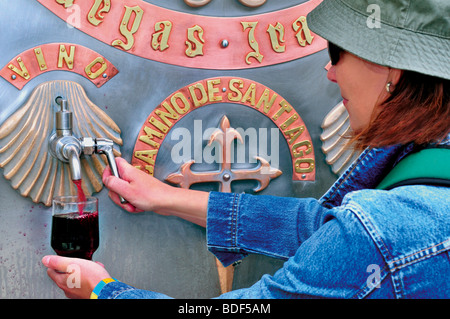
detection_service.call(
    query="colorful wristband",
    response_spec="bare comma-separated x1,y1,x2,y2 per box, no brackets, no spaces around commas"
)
90,278,118,299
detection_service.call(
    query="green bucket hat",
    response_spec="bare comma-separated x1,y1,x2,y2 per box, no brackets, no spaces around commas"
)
307,0,450,80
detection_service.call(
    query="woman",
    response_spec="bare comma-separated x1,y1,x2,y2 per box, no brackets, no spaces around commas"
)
43,0,450,298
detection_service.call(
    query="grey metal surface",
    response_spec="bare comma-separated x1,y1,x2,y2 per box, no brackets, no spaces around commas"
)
0,0,341,298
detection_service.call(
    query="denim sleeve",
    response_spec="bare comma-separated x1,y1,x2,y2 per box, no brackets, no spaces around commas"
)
215,208,390,299
97,281,173,299
206,191,331,267
98,206,389,299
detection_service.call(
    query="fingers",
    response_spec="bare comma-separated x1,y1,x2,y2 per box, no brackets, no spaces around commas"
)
42,255,71,273
42,255,113,299
107,190,142,213
104,157,140,183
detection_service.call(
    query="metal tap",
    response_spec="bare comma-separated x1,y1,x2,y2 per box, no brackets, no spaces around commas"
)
49,96,126,203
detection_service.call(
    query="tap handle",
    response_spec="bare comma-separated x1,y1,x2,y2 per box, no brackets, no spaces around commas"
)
55,97,72,134
81,137,127,204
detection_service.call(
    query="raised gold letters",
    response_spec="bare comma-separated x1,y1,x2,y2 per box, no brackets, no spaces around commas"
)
292,16,314,47
228,79,244,102
132,77,315,181
0,43,119,89
241,22,263,64
112,6,144,51
8,57,30,80
88,0,111,26
58,44,75,70
139,126,164,148
34,48,48,71
255,89,277,114
185,25,205,57
152,21,172,52
207,79,222,102
37,1,325,69
292,140,312,157
188,83,208,107
84,57,107,79
56,0,74,9
295,158,315,173
156,102,180,127
267,22,285,53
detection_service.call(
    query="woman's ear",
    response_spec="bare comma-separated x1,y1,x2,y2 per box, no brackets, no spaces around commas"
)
389,68,403,87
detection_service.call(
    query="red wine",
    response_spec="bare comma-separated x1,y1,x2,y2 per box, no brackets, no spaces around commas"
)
51,211,99,260
73,179,86,215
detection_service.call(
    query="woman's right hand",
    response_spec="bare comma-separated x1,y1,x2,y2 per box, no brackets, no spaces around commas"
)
102,157,208,227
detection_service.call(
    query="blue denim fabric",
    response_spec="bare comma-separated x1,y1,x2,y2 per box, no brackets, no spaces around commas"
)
97,137,450,298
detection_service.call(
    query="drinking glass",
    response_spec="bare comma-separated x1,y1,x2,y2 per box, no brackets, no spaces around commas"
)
51,196,99,260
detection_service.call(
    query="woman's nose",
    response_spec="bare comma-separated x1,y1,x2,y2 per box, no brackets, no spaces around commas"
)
327,65,337,83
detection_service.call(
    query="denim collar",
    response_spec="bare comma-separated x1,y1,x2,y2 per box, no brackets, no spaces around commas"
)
320,144,412,208
320,133,450,208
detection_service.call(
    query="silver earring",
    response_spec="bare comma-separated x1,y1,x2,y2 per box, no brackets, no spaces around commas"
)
386,82,393,94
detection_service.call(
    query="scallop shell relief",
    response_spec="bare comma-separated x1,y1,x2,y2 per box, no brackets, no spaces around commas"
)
0,80,122,206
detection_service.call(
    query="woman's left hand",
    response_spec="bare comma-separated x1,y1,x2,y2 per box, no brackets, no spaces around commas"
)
42,255,112,299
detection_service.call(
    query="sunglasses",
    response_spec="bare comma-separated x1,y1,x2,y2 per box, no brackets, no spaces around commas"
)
328,42,344,65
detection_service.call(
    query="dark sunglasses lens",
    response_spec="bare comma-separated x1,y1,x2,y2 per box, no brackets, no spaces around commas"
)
328,43,342,65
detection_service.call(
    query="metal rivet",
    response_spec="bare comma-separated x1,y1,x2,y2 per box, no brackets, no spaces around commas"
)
223,173,231,181
221,39,229,48
11,74,16,80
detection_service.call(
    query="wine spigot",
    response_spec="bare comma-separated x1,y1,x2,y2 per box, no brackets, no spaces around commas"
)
49,96,83,181
81,137,127,204
49,97,126,203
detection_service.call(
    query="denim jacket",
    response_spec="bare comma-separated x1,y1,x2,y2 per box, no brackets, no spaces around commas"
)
97,137,450,299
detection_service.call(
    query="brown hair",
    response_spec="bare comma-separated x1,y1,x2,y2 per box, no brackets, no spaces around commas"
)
350,71,450,150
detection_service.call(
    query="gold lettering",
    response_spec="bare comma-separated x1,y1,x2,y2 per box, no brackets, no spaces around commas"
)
156,102,179,127
267,22,285,53
56,0,74,8
241,83,256,106
170,92,190,114
272,99,292,121
188,83,208,107
88,0,111,26
149,116,169,133
58,45,75,70
134,150,157,166
207,79,222,102
185,25,205,57
7,57,30,80
134,165,154,175
280,114,298,130
255,89,277,114
292,140,312,157
84,57,107,79
228,79,244,102
242,22,263,64
295,158,315,173
144,165,154,175
139,126,164,148
34,48,47,71
152,21,172,52
293,16,314,47
285,126,305,144
112,6,144,51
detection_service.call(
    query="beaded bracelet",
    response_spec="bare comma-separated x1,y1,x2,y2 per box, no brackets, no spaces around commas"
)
90,278,118,299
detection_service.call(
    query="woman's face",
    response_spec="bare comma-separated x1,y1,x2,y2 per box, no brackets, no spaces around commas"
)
326,49,401,133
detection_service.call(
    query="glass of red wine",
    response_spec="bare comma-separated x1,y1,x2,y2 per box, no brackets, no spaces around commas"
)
51,196,99,260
